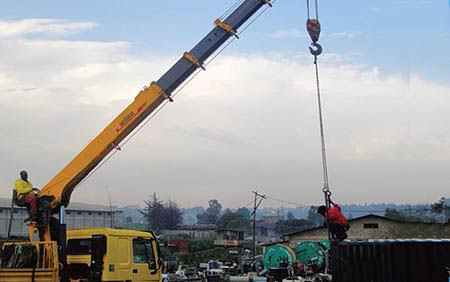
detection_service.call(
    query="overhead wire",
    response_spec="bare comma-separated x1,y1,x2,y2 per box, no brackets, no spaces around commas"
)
256,193,437,214
242,199,255,208
265,195,303,207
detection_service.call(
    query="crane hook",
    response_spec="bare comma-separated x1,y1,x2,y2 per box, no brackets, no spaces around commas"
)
309,42,322,56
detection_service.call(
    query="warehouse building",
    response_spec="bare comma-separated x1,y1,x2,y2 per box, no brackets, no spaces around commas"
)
0,197,123,238
284,214,450,244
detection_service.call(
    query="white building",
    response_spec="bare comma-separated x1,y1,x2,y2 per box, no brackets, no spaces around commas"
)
0,197,123,238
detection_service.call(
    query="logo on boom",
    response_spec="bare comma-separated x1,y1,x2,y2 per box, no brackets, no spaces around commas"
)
115,102,147,133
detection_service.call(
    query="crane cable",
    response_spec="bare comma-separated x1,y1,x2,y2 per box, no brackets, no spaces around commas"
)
305,0,332,241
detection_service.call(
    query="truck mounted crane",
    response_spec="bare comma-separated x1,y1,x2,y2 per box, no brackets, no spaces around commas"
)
0,1,276,281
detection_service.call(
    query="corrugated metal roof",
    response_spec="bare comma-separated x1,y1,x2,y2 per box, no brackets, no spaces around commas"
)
0,197,121,212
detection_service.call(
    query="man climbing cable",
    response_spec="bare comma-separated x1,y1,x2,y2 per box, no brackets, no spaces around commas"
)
13,170,39,221
317,200,349,241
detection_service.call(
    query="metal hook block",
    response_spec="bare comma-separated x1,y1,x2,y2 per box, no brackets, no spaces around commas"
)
309,42,322,56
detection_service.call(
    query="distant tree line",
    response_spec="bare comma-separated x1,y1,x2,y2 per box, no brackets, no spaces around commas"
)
384,197,449,223
139,195,449,235
195,199,322,235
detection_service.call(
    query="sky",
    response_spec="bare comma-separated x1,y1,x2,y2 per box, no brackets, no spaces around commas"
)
0,0,449,209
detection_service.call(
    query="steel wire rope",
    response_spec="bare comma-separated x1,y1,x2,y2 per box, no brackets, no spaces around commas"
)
314,60,329,192
306,0,310,19
75,1,275,190
238,0,276,35
306,0,319,20
306,0,332,241
219,0,246,21
315,0,319,20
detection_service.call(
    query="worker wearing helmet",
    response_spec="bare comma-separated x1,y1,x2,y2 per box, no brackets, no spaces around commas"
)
13,170,39,221
317,200,349,241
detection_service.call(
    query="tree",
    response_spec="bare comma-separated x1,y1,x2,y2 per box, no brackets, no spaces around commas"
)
430,197,449,223
141,193,183,232
385,208,424,223
431,197,448,214
216,210,250,231
142,193,165,232
188,239,215,252
236,207,251,220
162,200,183,230
197,199,222,224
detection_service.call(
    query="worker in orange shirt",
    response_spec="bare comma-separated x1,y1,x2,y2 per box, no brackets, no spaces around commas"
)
317,200,350,241
13,170,39,221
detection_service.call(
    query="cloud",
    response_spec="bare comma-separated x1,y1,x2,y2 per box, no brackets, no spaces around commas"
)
267,29,361,40
0,18,449,208
330,32,362,38
267,28,307,39
0,19,97,37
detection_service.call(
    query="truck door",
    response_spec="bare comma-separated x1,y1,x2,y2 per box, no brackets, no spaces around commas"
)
131,238,160,282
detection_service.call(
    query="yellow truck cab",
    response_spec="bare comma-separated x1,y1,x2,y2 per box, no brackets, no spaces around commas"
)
67,228,162,282
0,228,162,282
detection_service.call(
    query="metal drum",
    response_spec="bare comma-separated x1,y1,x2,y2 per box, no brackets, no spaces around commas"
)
294,240,329,272
263,244,296,270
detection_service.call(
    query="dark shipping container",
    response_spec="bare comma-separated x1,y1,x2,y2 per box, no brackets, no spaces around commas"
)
330,239,450,282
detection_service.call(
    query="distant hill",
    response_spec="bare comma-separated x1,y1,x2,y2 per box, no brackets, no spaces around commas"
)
2,196,447,224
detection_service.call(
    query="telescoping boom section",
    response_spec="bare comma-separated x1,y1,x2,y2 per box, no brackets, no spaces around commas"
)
39,0,273,211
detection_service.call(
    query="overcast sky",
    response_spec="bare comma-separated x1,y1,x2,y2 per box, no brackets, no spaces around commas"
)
0,1,449,209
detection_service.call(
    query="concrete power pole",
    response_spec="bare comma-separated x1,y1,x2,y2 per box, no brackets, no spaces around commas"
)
251,191,266,258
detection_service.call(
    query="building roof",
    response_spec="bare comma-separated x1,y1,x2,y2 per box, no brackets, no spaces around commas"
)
283,214,450,237
217,228,245,233
177,224,216,230
0,197,121,212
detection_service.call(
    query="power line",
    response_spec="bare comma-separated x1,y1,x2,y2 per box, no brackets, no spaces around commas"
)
262,193,445,213
242,199,254,208
265,195,302,207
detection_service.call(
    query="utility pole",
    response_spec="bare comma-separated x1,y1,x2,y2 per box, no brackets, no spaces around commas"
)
251,191,266,259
